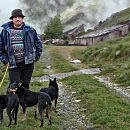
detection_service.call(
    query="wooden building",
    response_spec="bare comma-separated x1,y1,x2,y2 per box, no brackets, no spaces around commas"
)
74,23,130,46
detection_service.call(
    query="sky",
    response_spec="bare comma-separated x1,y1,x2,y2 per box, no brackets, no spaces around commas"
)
0,0,21,31
0,0,20,22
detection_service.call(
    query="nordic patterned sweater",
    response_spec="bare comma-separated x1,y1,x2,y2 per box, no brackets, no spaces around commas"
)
10,27,24,63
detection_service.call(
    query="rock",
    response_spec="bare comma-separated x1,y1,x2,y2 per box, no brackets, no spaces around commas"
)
115,50,121,56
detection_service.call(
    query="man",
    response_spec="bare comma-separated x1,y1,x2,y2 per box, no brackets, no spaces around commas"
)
0,9,42,89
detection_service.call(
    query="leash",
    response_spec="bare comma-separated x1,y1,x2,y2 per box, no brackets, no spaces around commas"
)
0,66,8,88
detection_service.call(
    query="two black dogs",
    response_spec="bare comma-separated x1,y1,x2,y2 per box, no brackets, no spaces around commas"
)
0,78,59,127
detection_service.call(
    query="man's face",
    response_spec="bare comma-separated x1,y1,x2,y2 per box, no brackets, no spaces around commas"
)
12,16,23,28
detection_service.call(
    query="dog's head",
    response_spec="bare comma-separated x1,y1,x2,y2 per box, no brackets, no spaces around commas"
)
9,82,22,93
49,78,58,90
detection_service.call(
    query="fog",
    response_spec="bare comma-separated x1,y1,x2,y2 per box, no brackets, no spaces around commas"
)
0,0,130,33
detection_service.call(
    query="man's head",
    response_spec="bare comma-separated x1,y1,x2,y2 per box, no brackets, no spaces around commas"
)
10,9,25,28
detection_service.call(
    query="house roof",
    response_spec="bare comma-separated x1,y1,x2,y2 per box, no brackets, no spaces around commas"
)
76,24,129,39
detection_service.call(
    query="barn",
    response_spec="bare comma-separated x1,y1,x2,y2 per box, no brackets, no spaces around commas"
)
74,23,130,46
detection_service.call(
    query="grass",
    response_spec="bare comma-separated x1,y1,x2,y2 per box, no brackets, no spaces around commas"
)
49,46,78,73
32,58,47,77
61,74,130,130
0,43,130,129
74,34,130,85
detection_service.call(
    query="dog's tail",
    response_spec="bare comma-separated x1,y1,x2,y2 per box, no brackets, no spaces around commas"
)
48,96,52,106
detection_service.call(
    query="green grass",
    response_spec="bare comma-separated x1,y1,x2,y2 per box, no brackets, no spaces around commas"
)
32,45,47,77
61,74,130,130
32,59,47,77
49,46,77,73
74,34,130,85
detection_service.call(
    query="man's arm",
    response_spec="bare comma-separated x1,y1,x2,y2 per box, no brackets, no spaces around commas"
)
34,30,42,61
0,31,9,66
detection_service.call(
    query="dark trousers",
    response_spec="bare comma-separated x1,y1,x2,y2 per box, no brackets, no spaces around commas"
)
8,62,34,89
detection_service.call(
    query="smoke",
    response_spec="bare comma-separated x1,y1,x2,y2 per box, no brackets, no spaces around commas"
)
0,0,130,33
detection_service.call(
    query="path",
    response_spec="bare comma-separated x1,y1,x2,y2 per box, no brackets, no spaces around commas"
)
31,47,130,129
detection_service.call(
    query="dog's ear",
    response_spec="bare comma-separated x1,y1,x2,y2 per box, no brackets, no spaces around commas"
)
18,82,22,87
54,78,56,82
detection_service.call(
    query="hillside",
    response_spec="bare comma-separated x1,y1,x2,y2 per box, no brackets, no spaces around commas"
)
72,6,130,87
77,7,130,39
75,31,130,87
95,7,130,29
17,0,130,33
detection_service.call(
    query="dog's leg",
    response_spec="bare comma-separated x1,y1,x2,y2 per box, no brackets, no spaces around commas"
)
0,111,3,124
39,110,43,127
46,105,51,125
14,103,19,125
6,108,12,127
54,99,57,112
34,104,38,119
22,105,27,121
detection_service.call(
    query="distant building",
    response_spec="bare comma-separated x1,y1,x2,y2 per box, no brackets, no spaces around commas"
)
74,21,130,46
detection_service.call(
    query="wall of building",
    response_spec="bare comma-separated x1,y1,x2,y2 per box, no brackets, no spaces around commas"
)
74,24,129,46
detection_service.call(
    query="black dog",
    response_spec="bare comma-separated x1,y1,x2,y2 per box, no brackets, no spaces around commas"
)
0,93,19,127
10,82,52,127
40,78,59,112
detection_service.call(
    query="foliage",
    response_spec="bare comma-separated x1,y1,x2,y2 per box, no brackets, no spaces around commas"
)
44,15,64,39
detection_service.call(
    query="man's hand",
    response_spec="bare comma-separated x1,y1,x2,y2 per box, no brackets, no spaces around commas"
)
6,62,10,67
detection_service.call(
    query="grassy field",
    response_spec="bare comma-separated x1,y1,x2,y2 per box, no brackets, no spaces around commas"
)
73,34,130,86
0,44,130,129
61,74,130,130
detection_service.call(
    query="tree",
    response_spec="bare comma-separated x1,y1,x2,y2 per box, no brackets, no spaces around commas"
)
44,15,64,39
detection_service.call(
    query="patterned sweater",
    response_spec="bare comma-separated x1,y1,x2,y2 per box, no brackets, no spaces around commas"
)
10,27,24,63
